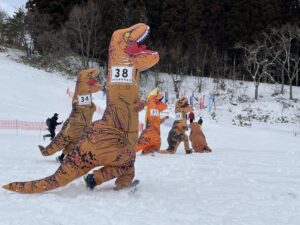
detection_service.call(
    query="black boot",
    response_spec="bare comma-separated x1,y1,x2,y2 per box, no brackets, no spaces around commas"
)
186,149,193,154
84,174,97,190
56,153,65,163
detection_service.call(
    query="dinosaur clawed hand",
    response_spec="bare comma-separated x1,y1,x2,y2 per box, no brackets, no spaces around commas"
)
38,145,49,156
134,100,147,112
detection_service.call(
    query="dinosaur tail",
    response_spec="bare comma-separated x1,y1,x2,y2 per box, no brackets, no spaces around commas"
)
3,145,96,193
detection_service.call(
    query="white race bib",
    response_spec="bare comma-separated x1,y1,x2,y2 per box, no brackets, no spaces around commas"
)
150,109,159,117
78,94,91,105
175,112,183,121
111,66,133,83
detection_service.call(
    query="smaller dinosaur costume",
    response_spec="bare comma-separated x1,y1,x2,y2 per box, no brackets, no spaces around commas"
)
39,68,101,159
135,91,168,154
159,97,193,154
189,123,212,153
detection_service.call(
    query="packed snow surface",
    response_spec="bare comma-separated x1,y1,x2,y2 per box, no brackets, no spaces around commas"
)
0,50,300,225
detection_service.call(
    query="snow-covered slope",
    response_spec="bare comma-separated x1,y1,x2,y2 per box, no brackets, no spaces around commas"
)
0,50,300,225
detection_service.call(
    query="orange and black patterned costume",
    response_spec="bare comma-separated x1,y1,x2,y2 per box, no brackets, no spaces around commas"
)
38,68,101,158
159,97,193,154
3,23,159,193
189,123,212,153
135,93,168,154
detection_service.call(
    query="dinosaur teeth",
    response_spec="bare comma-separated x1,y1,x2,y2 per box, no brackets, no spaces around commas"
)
137,27,150,43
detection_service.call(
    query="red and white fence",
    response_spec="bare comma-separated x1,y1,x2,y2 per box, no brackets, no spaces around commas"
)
0,120,47,130
0,88,144,133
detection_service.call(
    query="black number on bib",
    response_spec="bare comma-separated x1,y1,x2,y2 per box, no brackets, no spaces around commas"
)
122,69,128,77
115,69,120,77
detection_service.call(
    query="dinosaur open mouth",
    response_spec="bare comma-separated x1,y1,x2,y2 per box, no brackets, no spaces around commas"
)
125,27,156,55
155,95,164,104
88,78,98,86
88,77,101,87
182,102,189,108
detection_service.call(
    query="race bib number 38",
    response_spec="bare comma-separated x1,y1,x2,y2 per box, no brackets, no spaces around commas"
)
78,94,91,105
111,66,133,83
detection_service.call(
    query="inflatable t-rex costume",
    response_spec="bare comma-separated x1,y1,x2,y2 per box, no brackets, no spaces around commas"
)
38,68,101,161
135,93,168,154
189,123,212,153
159,97,193,154
3,23,159,193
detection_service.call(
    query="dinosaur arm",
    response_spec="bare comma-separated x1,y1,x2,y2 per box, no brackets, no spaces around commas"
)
160,116,169,124
134,99,147,112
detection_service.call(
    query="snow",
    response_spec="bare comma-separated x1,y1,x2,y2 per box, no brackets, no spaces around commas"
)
0,49,300,225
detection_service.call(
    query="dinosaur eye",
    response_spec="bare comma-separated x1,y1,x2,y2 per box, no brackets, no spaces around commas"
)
124,32,131,42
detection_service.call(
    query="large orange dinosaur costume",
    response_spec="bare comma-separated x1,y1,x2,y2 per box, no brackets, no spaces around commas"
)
135,92,168,154
38,68,101,162
3,23,159,193
189,123,212,153
159,97,193,154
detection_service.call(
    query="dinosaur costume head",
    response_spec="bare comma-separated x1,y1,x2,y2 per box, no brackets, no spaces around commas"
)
73,68,101,105
148,93,167,113
176,97,192,113
108,23,159,76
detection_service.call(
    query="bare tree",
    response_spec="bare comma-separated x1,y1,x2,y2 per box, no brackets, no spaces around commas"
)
153,71,164,88
166,40,188,98
288,54,300,99
191,34,209,77
268,24,300,95
171,73,185,99
26,10,65,56
65,0,104,68
238,41,275,100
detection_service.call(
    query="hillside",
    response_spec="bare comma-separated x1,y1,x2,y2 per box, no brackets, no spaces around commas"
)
0,50,300,225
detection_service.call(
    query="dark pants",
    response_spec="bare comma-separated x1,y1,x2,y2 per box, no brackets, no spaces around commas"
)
189,119,194,124
44,129,55,140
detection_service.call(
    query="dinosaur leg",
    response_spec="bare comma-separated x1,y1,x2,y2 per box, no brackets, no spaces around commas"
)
92,162,135,188
158,141,179,154
183,133,192,153
3,140,98,193
115,164,135,188
62,142,76,155
204,145,212,152
158,134,179,154
39,133,71,156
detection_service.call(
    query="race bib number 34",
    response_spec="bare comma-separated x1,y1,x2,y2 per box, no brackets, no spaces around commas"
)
175,112,183,121
78,94,91,105
111,66,133,83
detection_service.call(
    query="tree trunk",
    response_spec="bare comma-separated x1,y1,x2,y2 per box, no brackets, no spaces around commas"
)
255,83,259,100
289,80,293,100
281,68,285,94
